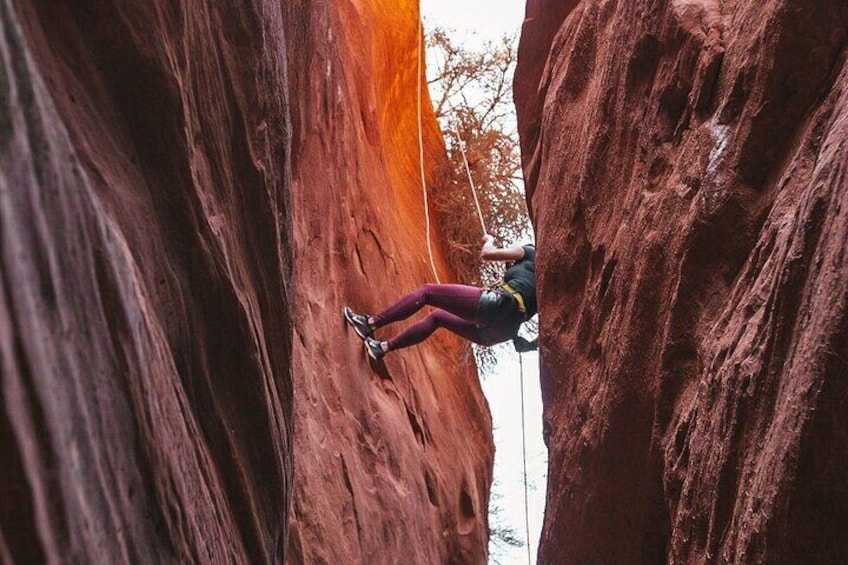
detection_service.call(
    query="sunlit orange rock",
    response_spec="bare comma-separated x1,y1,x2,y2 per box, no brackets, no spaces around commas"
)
283,1,493,563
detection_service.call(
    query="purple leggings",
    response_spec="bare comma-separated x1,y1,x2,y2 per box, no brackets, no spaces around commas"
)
371,284,518,351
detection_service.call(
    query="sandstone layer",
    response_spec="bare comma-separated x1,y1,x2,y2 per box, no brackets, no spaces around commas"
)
283,1,494,563
516,0,847,562
2,1,294,562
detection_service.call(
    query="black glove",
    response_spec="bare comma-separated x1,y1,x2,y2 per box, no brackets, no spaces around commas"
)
513,336,537,353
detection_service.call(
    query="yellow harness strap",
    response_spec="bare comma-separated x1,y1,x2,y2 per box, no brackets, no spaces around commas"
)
499,283,527,315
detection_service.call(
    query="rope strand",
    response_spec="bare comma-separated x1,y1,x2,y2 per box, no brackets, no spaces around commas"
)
417,9,440,283
419,10,531,562
519,352,532,564
452,122,487,236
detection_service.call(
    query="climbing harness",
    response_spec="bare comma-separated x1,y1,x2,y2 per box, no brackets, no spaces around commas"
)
496,282,528,316
478,283,526,327
518,352,532,565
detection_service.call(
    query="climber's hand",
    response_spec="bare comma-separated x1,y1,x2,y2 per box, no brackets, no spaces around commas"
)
513,336,537,353
481,233,495,245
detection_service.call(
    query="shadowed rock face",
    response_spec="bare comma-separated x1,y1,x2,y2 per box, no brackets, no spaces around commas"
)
1,0,293,562
3,0,494,564
516,0,848,563
283,1,493,563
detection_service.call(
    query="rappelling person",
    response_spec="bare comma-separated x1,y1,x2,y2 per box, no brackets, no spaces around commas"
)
343,234,538,360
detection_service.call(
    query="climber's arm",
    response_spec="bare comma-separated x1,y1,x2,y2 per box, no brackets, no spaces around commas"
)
480,234,526,262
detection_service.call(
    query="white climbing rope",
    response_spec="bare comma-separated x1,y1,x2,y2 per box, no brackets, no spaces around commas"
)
451,121,487,236
417,8,441,283
519,352,532,564
416,16,533,559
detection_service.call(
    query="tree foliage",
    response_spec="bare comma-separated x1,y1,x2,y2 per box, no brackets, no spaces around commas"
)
488,480,526,563
426,27,530,289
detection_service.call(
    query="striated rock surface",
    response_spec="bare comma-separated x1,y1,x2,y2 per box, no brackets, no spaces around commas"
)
2,0,493,561
283,1,493,563
516,0,848,562
1,1,294,562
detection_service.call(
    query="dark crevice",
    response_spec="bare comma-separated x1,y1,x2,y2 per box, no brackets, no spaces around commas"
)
424,467,439,507
340,456,364,550
718,70,746,125
600,258,617,299
0,328,47,565
404,402,426,447
459,487,475,519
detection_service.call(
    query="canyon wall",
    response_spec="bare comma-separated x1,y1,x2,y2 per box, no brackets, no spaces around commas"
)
516,0,847,563
283,1,494,563
2,0,493,562
1,0,294,562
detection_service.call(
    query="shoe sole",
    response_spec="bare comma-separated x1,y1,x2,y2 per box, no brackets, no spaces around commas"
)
365,341,384,361
343,307,371,340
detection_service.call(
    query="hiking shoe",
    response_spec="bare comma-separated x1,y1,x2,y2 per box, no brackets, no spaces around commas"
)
364,337,387,361
343,306,373,339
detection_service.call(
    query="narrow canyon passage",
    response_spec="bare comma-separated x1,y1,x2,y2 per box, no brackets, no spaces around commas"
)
2,1,846,564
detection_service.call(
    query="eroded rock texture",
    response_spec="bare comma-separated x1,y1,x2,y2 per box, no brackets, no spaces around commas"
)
1,1,294,562
283,2,493,563
517,0,847,562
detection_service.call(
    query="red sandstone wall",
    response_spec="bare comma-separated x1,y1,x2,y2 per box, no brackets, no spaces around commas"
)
1,0,493,561
283,1,494,563
516,0,848,563
1,1,293,562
